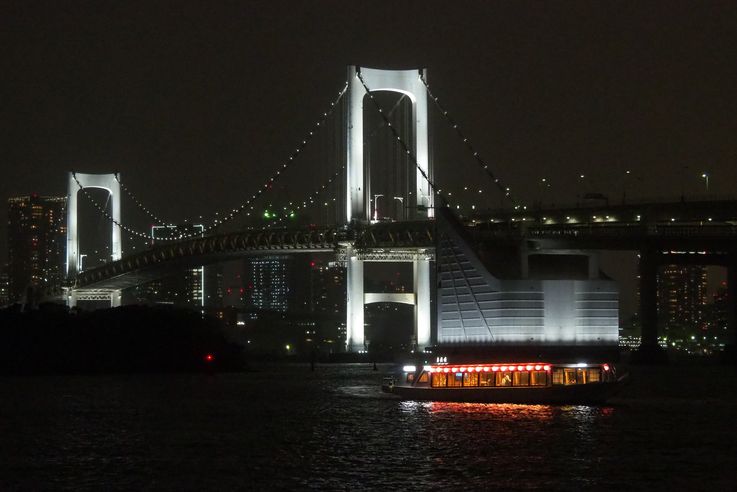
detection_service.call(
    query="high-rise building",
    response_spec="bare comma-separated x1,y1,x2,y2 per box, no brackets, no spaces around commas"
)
0,266,9,306
657,264,707,333
7,195,67,303
309,260,346,314
245,255,295,312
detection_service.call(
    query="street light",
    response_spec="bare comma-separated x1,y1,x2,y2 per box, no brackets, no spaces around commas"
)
701,172,709,193
623,170,631,204
372,194,384,222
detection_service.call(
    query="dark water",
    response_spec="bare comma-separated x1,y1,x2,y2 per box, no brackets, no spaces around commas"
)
1,364,736,491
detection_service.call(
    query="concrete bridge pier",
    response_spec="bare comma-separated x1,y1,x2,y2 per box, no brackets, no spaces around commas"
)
635,248,668,363
726,253,737,361
67,288,122,309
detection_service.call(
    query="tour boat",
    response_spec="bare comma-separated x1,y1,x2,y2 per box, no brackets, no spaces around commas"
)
382,360,626,405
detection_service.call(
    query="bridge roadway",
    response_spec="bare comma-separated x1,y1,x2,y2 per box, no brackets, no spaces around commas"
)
73,221,436,290
472,197,737,225
75,210,737,290
473,222,737,260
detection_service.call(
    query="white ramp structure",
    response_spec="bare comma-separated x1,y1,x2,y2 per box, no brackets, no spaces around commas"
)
435,209,619,346
66,172,122,307
344,66,434,353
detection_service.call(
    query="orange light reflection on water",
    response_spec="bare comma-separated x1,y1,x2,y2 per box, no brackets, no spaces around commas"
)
428,401,556,420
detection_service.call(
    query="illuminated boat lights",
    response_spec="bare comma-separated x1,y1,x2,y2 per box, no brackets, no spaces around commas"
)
408,363,611,374
426,363,552,373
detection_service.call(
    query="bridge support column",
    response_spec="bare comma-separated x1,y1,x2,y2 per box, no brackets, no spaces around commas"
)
635,248,667,363
111,290,122,308
346,250,365,352
65,288,77,308
726,253,737,361
414,258,431,352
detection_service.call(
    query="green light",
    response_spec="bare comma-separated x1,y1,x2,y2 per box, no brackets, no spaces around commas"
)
289,211,295,219
263,211,271,219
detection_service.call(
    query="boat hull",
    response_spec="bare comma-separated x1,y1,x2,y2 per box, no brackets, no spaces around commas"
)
386,381,621,405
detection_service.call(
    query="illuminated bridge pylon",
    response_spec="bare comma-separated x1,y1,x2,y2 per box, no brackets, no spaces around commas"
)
65,172,123,308
344,66,434,353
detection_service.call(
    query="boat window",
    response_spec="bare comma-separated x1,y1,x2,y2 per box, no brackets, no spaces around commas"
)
496,371,513,387
447,373,463,387
431,373,447,387
588,369,600,383
576,368,590,384
406,373,415,383
513,371,530,386
564,368,577,385
479,372,495,387
552,368,564,385
530,371,547,386
463,372,479,387
418,372,429,383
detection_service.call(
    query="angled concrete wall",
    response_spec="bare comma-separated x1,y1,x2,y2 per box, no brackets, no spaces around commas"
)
436,208,619,346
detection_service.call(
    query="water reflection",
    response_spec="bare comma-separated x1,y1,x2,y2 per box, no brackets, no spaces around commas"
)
428,401,556,420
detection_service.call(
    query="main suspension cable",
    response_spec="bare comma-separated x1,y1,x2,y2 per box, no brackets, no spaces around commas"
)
356,71,448,208
264,164,343,227
420,73,517,206
115,173,170,226
75,80,349,241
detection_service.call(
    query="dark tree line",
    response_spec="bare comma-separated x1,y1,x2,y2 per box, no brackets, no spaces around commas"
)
0,304,243,374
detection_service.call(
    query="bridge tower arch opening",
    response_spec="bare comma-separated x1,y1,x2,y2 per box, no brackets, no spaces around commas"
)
345,66,433,224
66,172,122,307
344,66,434,353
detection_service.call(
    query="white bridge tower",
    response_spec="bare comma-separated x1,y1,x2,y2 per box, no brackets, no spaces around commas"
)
344,66,434,353
65,172,122,308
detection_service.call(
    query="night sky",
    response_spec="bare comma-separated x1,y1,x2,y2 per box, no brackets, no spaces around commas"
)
3,1,737,315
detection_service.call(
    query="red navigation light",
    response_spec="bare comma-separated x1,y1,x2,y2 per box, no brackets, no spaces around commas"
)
603,364,610,371
205,354,214,362
543,365,551,371
310,260,316,267
525,365,533,371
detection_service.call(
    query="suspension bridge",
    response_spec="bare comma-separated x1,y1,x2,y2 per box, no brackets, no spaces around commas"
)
61,66,737,356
